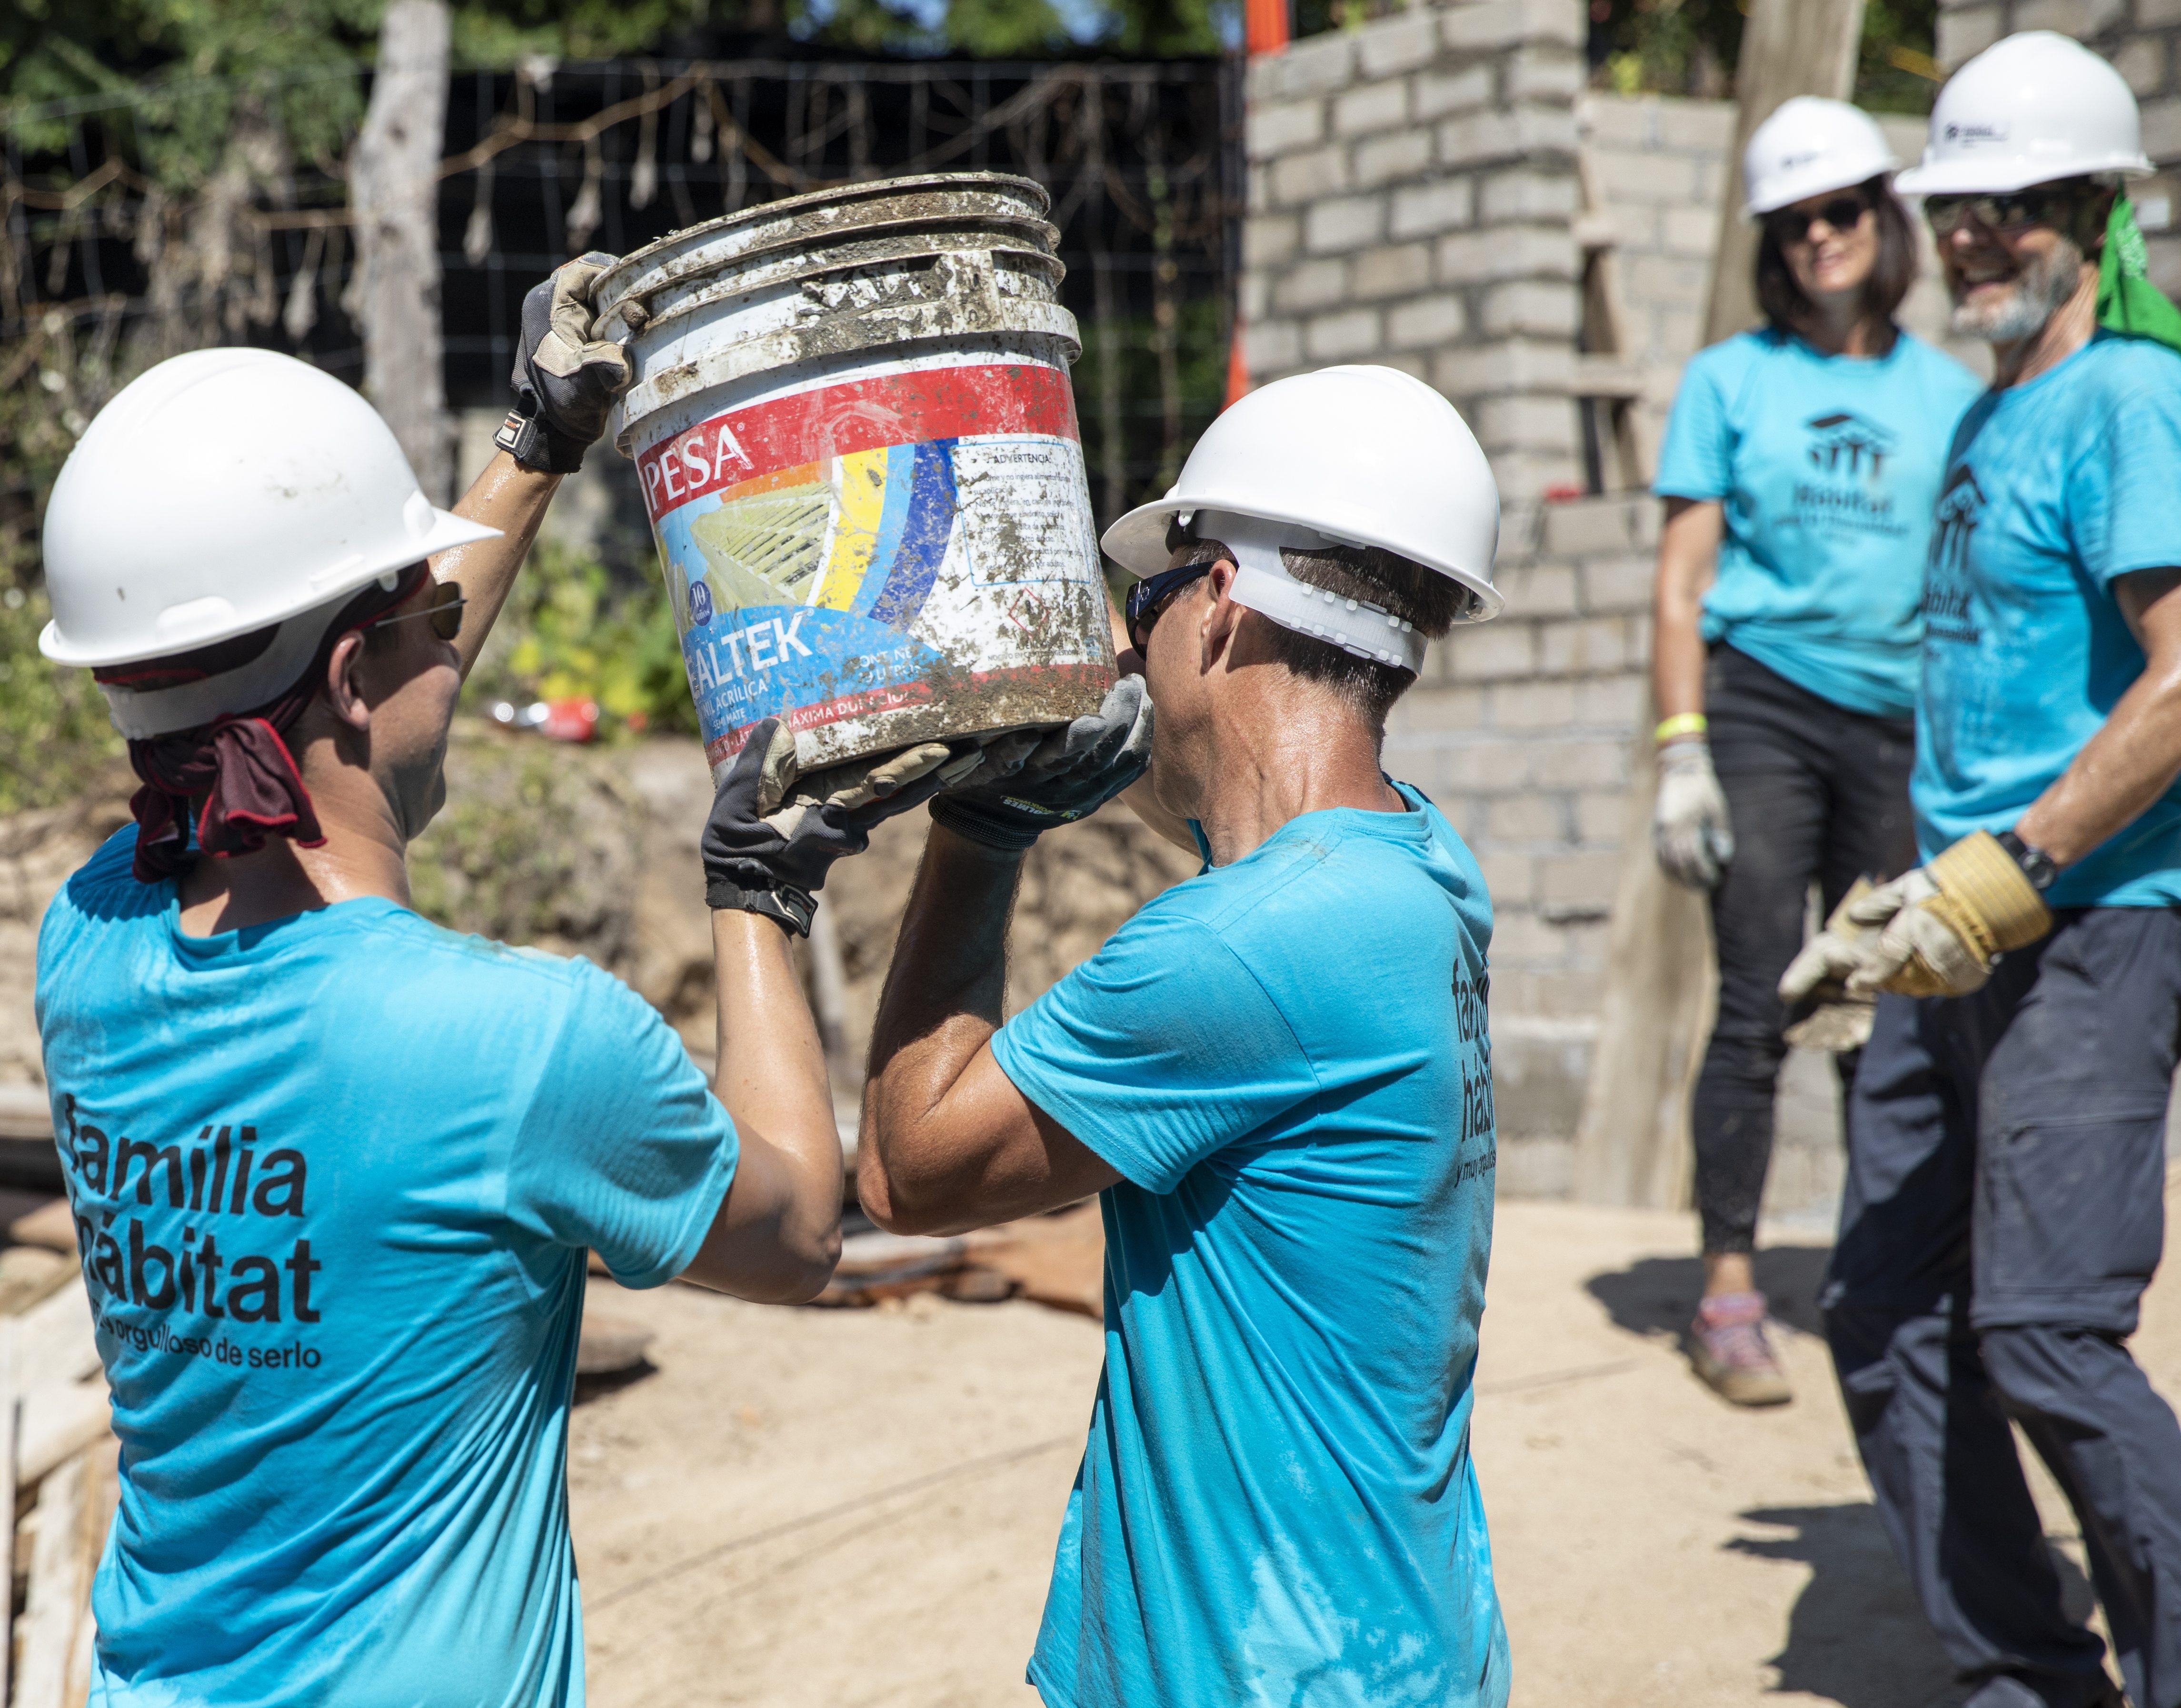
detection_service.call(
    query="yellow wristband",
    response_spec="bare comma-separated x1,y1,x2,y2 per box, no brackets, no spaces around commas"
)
1654,713,1708,744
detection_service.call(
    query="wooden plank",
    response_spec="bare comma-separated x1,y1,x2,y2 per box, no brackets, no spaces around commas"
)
62,1443,117,1708
15,1284,97,1395
0,1322,19,1708
18,1382,110,1491
14,1451,85,1708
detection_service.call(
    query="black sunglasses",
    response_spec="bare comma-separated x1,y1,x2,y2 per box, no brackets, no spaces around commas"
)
367,579,467,644
1125,562,1213,653
1763,192,1873,245
1922,187,2072,238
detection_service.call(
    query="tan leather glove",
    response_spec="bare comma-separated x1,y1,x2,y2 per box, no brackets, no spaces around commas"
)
1780,880,1879,1052
1779,831,2052,1004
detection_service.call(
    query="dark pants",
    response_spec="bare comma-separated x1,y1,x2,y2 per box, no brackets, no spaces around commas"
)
1825,909,2181,1708
1695,644,1918,1254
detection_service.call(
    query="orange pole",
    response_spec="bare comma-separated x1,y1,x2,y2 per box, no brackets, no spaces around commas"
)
1245,0,1290,56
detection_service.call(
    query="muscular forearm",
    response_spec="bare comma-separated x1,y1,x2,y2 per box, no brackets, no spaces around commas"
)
857,825,1025,1222
683,910,842,1301
2015,664,2181,865
430,452,563,681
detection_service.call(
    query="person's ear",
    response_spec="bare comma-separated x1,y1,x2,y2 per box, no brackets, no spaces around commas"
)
323,631,373,733
1199,555,1246,666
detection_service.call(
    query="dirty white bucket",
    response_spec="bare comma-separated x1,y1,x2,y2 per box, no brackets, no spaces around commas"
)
596,172,1115,782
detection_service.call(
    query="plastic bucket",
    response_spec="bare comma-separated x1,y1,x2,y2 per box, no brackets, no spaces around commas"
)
596,172,1115,783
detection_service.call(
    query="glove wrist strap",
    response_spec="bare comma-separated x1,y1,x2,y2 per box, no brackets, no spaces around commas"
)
929,795,1042,853
706,881,817,938
494,405,588,476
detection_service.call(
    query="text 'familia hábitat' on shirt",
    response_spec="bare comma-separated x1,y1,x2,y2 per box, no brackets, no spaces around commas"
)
54,1095,325,1361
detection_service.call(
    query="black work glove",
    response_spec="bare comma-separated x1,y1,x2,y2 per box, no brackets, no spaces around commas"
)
701,719,963,935
929,676,1154,853
494,252,633,474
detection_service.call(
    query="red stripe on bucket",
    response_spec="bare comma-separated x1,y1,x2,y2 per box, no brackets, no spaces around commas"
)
639,363,1081,523
703,660,1114,769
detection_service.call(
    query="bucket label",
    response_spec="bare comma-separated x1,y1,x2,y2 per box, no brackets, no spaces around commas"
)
636,363,1105,768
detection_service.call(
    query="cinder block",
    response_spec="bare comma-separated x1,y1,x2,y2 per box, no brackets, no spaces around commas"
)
1587,147,1700,206
1576,92,1654,150
1249,98,1325,161
1653,96,1734,156
1576,552,1654,616
1444,619,1538,681
1934,0,2002,67
1270,30,1360,99
1433,338,1570,397
1575,673,1645,732
1440,105,1575,169
2141,96,2181,165
1572,785,1632,845
1351,240,1434,299
1541,498,1632,558
1305,306,1384,359
1356,129,1435,189
1441,0,1584,55
1334,79,1411,139
1390,178,1478,239
1244,318,1303,376
1387,682,1488,733
1496,562,1577,617
1437,224,1579,283
1628,496,1663,549
1244,213,1302,268
1306,192,1388,253
1387,291,1468,348
1538,850,1621,920
1381,349,1431,381
1477,851,1537,905
1533,737,1631,790
1480,168,1580,224
1357,11,1442,79
1628,251,1710,301
1484,904,1571,960
2015,0,2123,37
1490,678,1579,729
1272,144,1351,208
1506,45,1586,104
2142,0,2181,25
1415,64,1495,121
1484,794,1567,841
1443,738,1536,793
1247,162,1272,215
1240,268,1269,321
1481,279,1581,338
2113,37,2167,98
1475,393,1581,455
1662,203,1719,261
1490,449,1585,506
1538,616,1633,675
1272,256,1351,312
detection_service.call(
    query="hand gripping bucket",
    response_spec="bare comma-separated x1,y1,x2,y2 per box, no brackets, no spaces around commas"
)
596,172,1115,783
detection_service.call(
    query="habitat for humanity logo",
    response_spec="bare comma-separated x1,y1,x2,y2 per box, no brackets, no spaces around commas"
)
1805,411,1896,480
1923,464,1986,644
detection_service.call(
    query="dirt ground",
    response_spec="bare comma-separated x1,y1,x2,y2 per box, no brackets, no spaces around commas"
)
569,1181,2181,1708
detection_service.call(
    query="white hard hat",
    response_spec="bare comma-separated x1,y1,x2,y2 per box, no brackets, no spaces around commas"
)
1103,365,1502,659
1743,97,1899,218
40,348,498,669
1896,31,2153,197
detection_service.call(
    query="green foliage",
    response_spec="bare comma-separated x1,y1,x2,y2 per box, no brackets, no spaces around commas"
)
468,538,699,735
1856,0,1944,116
1588,0,1940,116
0,584,125,817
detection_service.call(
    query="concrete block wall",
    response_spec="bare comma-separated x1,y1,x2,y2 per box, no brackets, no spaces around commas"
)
1242,0,1591,509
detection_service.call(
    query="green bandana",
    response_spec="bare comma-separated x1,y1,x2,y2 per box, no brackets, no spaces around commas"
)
2097,195,2181,354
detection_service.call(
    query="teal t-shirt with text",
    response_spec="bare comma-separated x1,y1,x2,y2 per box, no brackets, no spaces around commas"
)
992,783,1506,1708
35,829,737,1707
1655,326,1982,717
1914,331,2181,906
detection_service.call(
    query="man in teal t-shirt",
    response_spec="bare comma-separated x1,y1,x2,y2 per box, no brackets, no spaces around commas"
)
1783,36,2181,1707
33,266,934,1704
859,366,1510,1706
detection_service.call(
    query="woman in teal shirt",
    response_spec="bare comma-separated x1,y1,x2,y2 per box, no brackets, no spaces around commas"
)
1649,97,1982,1407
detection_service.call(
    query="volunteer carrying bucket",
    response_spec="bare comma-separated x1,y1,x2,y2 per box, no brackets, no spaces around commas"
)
596,172,1115,784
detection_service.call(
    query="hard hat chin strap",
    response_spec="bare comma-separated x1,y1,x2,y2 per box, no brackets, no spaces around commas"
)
1193,513,1427,674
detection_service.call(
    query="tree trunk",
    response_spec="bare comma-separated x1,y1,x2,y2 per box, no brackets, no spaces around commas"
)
349,0,451,502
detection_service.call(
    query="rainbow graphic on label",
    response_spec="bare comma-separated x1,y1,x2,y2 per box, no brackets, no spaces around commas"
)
636,362,1105,769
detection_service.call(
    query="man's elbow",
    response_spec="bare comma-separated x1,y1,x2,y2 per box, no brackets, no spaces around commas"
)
746,1222,843,1304
855,1141,960,1238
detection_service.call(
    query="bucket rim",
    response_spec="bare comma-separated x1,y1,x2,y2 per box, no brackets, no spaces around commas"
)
594,170,1053,314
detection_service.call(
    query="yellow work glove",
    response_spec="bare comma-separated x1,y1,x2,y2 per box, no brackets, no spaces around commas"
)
1779,831,2052,1004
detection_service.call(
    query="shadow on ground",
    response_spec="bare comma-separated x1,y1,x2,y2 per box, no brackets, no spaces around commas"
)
1584,1246,1834,1341
1731,1503,1967,1708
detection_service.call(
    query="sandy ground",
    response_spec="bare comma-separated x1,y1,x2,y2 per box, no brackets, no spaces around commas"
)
568,1182,2181,1708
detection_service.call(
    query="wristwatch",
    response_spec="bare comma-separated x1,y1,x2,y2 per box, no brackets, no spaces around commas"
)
1996,829,2061,893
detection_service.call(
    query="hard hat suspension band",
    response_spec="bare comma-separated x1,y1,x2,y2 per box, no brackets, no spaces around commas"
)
1190,511,1428,672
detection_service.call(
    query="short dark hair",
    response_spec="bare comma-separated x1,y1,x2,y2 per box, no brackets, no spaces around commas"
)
1257,544,1466,727
1754,176,1917,331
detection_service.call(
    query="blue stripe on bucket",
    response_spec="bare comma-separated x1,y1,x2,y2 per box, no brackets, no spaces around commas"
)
866,439,957,631
851,442,918,619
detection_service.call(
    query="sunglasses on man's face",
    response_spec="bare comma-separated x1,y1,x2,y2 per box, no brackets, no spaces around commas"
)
1125,562,1214,654
367,578,467,645
1922,189,2070,238
1763,193,1872,246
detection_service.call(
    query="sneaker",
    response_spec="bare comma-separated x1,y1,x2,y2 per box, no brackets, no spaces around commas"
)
1687,1291,1793,1407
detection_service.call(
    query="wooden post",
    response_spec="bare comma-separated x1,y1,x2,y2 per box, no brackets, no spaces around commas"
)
1573,0,1866,1210
349,0,453,502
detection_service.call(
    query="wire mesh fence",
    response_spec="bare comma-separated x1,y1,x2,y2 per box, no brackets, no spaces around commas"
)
1,51,1241,566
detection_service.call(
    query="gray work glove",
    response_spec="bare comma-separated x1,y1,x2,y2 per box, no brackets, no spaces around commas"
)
1653,740,1734,890
494,252,633,474
929,676,1154,853
701,719,962,935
